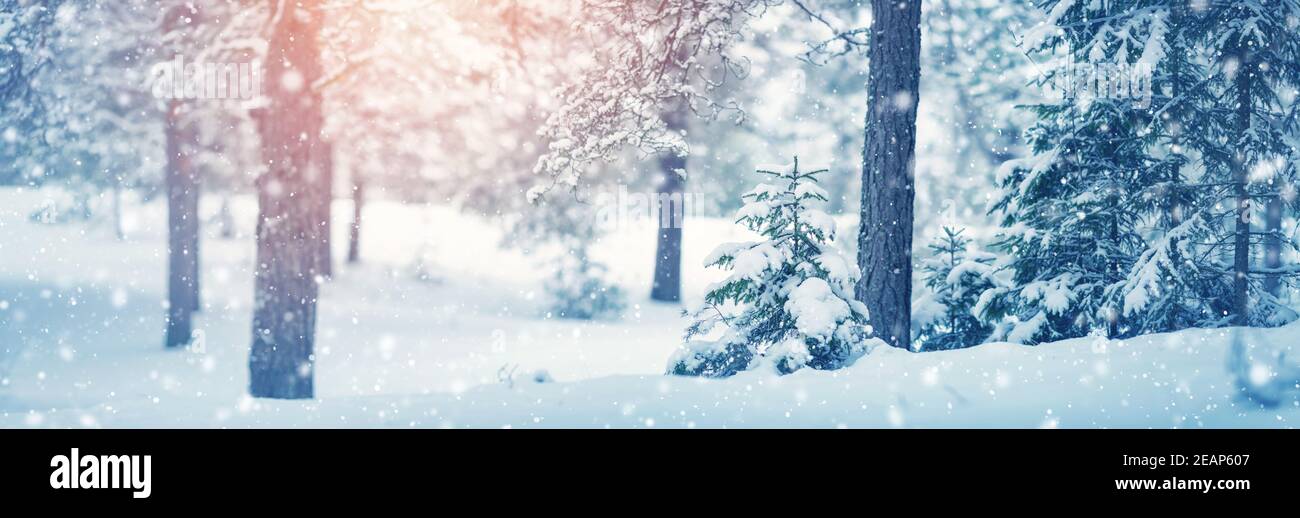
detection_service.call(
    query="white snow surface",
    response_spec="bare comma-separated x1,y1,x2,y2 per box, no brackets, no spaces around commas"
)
2,188,1298,428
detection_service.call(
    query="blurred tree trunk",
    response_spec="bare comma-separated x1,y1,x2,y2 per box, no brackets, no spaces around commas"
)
1230,46,1254,326
856,0,921,350
651,167,685,302
218,195,235,239
1264,194,1282,297
650,165,685,302
313,141,334,279
165,99,201,348
249,0,324,399
347,173,364,264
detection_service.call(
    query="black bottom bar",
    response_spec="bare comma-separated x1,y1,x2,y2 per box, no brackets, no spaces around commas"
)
2,429,1292,506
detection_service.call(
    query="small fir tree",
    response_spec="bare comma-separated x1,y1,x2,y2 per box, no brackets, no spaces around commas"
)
669,158,876,377
545,246,626,320
915,227,999,351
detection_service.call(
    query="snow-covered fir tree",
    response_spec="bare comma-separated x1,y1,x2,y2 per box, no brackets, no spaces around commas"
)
545,245,627,321
1106,0,1233,333
669,158,876,377
4,1,161,196
982,0,1165,344
987,0,1300,341
1100,0,1300,330
914,227,999,351
0,0,64,183
1188,0,1300,325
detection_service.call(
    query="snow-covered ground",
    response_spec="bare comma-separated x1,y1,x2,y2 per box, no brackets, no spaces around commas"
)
1,187,1297,428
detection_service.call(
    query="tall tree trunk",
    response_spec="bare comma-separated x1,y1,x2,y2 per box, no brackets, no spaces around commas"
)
651,103,687,303
1230,48,1254,326
164,100,201,348
856,0,921,349
1263,194,1282,297
313,141,334,279
347,173,364,264
188,190,202,313
249,0,324,399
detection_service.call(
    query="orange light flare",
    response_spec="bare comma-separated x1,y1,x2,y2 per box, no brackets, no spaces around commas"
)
316,0,583,193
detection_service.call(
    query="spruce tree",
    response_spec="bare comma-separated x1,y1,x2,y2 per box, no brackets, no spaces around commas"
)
545,245,627,321
1105,0,1232,333
989,0,1300,341
669,158,875,377
1190,0,1300,325
915,227,998,351
981,0,1289,342
983,0,1160,343
1114,0,1300,329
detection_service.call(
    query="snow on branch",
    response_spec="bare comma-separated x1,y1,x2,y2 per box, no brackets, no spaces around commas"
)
789,0,869,65
529,0,778,202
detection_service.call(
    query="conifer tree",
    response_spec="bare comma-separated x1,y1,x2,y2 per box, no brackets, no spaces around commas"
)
915,227,998,351
670,158,875,377
982,0,1161,343
1108,0,1231,333
988,0,1300,341
1109,0,1300,329
985,0,1253,342
1190,0,1300,325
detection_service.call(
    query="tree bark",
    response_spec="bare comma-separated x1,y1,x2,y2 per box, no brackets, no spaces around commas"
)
347,174,364,264
856,0,921,349
164,100,201,348
249,0,324,399
1230,48,1254,326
